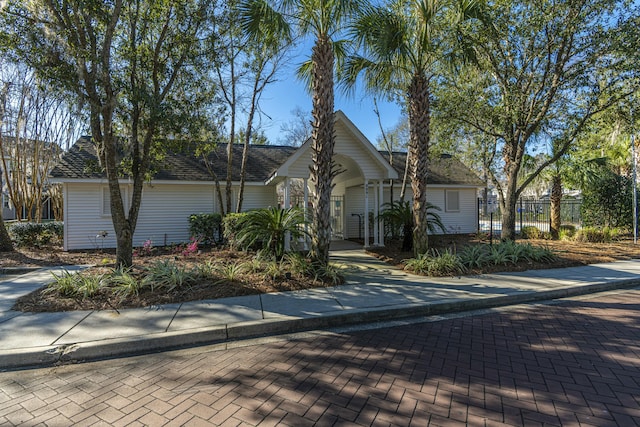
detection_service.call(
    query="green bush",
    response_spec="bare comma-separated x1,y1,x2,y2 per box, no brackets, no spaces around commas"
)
558,224,576,240
520,226,541,239
457,241,556,269
222,212,249,249
405,249,466,276
189,213,222,245
234,207,308,259
573,226,620,243
8,221,63,248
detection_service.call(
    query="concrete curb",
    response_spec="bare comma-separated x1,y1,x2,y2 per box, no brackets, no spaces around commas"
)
2,277,639,371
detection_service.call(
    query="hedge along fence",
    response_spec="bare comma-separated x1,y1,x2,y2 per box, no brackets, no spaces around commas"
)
188,213,223,245
7,221,64,248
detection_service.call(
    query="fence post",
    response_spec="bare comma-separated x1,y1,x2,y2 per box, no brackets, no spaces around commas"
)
519,199,523,235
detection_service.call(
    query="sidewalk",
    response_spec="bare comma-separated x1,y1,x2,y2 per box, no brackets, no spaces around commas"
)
1,248,640,370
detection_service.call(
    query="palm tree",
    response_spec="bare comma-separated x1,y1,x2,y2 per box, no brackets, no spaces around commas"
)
236,207,308,259
240,0,362,266
379,200,446,251
342,0,483,256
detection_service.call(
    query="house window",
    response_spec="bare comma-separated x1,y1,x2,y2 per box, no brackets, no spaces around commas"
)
102,186,128,216
445,190,460,212
2,194,10,209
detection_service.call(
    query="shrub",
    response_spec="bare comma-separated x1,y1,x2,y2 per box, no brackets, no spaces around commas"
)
235,207,308,259
8,221,63,248
109,267,142,299
558,224,576,240
405,249,466,276
457,242,556,269
458,245,490,269
378,200,447,252
573,226,620,243
46,269,106,298
222,212,249,249
189,213,222,245
520,226,541,239
142,260,196,291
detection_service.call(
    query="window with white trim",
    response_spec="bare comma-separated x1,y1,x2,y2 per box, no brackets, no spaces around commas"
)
445,190,460,212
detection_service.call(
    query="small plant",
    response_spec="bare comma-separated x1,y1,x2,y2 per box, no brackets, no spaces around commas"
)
195,259,218,279
240,258,266,274
405,250,466,276
109,267,141,298
310,261,343,285
142,260,195,291
458,245,489,269
46,270,81,297
46,270,105,298
134,239,154,257
488,244,515,265
182,237,200,256
558,225,577,240
573,226,620,243
235,207,308,259
262,261,285,280
75,273,106,298
215,262,246,283
172,237,200,257
283,252,312,276
520,226,541,239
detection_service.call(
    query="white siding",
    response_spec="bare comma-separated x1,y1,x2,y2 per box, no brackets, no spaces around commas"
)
133,184,214,247
65,182,215,250
238,185,278,211
64,182,279,250
343,184,478,239
286,122,387,180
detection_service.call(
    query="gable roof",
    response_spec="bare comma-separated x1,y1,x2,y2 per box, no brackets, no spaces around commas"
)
51,135,483,188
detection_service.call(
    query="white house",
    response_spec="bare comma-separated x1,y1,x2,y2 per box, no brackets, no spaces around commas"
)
50,111,483,251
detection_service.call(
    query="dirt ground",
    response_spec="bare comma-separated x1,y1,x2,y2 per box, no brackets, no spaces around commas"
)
366,234,640,273
3,235,640,312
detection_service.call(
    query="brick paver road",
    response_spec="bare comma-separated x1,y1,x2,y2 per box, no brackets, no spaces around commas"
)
2,289,640,426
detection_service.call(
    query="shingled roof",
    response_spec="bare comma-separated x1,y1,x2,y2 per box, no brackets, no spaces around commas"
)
382,152,484,187
50,138,298,182
51,138,482,187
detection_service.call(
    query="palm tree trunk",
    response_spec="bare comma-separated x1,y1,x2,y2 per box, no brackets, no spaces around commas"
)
309,34,335,265
550,174,562,239
407,73,430,256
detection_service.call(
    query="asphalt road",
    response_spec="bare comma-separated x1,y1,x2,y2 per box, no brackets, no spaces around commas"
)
1,288,640,426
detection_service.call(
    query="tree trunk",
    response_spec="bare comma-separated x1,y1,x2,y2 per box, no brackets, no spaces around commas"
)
309,34,335,266
407,73,431,256
550,174,562,239
0,171,13,252
500,180,519,241
400,152,409,201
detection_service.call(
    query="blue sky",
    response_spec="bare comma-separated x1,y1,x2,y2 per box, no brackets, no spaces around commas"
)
255,48,403,147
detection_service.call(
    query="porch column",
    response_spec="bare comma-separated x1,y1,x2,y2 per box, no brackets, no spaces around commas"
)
303,178,309,248
373,180,379,246
364,179,369,248
379,179,385,247
284,177,291,251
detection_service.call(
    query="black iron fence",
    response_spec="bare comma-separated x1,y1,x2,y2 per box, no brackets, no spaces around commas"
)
478,198,582,235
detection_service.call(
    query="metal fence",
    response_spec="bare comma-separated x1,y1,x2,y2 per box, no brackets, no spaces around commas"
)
478,198,582,235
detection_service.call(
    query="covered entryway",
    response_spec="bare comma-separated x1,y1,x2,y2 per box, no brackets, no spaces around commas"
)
266,111,398,248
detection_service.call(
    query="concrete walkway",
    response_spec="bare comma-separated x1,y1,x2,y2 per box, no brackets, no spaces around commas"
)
1,247,640,370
